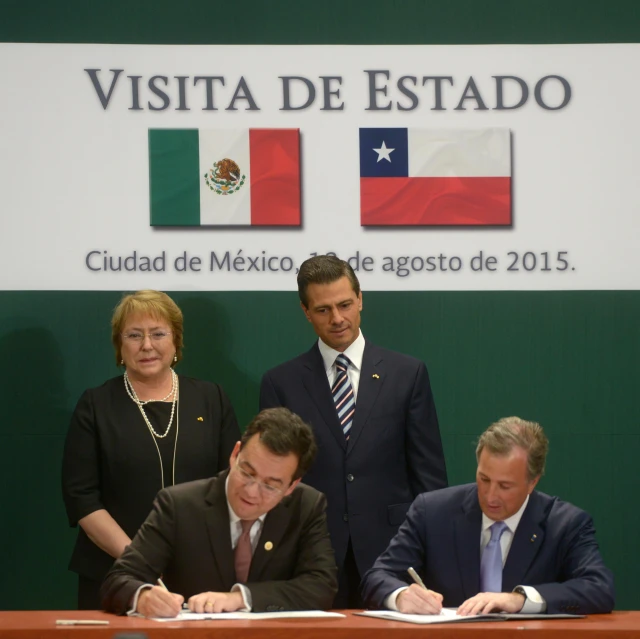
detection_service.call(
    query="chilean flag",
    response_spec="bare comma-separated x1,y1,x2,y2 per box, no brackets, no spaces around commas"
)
359,128,511,226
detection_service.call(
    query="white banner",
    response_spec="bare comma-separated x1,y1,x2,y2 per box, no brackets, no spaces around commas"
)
1,43,639,291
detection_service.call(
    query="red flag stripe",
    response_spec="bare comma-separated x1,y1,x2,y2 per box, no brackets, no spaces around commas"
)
249,129,300,226
360,176,511,226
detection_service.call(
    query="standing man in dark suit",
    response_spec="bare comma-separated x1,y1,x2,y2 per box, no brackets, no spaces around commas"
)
259,255,448,607
362,417,615,616
101,408,337,617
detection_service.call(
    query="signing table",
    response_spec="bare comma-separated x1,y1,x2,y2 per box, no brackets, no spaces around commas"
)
0,611,638,638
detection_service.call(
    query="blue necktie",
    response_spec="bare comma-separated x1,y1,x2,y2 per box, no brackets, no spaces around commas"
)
480,521,508,593
332,354,355,438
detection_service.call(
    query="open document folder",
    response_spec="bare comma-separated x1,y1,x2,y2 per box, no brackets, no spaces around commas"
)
356,609,585,625
148,610,346,622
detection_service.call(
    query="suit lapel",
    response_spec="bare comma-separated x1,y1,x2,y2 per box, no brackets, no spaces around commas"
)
347,341,384,454
204,472,236,588
453,487,483,599
248,496,292,581
301,345,347,451
502,492,546,591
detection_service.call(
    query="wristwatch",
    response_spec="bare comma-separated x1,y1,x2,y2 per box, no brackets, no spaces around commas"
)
512,585,545,612
513,586,527,611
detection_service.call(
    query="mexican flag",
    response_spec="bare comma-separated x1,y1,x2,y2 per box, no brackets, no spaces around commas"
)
149,128,301,226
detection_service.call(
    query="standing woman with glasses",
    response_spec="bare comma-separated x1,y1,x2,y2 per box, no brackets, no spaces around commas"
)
62,290,241,609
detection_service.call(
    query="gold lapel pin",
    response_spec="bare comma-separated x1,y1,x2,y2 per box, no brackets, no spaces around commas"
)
264,541,273,551
530,534,538,542
197,417,204,422
372,373,380,379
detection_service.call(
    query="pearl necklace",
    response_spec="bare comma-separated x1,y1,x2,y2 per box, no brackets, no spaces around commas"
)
124,369,178,438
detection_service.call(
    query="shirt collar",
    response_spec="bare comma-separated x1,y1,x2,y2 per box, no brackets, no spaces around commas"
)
318,331,365,373
224,474,267,526
481,494,530,535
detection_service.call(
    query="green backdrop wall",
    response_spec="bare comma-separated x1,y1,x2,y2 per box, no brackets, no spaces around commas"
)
1,0,639,611
1,290,638,609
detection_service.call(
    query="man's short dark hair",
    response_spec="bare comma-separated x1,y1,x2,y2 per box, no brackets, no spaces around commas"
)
297,255,361,308
240,408,317,480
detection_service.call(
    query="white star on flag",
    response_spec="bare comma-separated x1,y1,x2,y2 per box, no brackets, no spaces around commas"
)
373,141,395,163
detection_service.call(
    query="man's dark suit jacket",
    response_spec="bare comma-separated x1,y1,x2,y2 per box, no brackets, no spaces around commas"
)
101,471,338,614
361,484,615,615
259,340,447,578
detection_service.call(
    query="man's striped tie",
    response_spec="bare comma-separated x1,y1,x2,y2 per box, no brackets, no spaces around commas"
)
332,353,355,438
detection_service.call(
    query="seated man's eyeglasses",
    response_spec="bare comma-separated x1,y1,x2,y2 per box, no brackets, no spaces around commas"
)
234,459,286,498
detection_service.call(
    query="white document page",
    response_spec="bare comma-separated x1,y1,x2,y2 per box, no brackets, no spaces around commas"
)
150,610,347,622
357,609,584,624
357,609,495,625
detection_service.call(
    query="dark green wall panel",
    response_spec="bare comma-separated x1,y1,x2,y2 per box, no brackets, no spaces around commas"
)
0,290,637,609
2,0,640,44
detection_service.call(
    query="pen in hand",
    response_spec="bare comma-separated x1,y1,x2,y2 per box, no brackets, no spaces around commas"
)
407,566,428,591
158,578,189,609
155,578,190,613
406,566,443,615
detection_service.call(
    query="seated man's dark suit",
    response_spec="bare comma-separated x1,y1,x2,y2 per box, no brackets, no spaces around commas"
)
361,483,615,615
101,471,338,614
259,340,448,582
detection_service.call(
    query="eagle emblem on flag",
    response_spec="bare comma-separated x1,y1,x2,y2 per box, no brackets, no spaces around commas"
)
204,158,246,195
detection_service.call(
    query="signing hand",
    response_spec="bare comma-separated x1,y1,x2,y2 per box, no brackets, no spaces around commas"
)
396,583,444,615
187,591,244,613
137,586,184,618
457,591,525,616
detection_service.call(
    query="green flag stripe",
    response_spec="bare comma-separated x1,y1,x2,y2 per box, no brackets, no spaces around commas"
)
149,129,200,226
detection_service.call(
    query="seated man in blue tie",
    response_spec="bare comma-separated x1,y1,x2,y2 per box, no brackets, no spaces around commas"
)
361,417,615,616
101,408,337,617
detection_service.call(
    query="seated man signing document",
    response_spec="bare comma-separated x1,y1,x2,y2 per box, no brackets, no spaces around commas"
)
101,408,338,616
361,417,614,616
